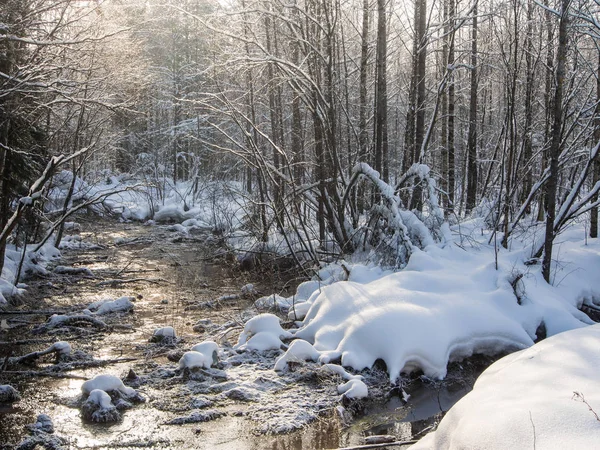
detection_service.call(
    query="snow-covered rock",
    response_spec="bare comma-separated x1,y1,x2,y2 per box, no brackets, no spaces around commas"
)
411,324,600,450
274,339,321,371
190,341,219,364
88,296,134,315
236,314,292,352
0,384,21,403
179,351,214,371
81,374,138,399
151,326,177,343
81,389,120,423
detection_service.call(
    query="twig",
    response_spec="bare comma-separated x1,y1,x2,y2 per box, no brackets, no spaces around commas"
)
529,411,536,450
573,391,600,422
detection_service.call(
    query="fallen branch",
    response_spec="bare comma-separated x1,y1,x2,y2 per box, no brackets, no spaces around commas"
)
95,278,169,287
337,440,418,450
1,370,88,380
0,310,69,316
41,314,107,330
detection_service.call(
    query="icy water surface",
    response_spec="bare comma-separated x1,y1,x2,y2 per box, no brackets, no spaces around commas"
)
0,220,480,449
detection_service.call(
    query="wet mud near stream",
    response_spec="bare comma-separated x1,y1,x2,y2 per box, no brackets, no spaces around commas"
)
0,220,487,449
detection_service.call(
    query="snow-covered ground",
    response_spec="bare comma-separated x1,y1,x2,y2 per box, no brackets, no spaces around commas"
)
3,169,599,447
411,324,600,449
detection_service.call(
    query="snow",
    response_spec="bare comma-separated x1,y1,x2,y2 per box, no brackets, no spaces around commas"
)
337,378,368,399
190,340,218,357
236,314,292,351
411,324,600,450
153,326,176,341
88,296,134,315
284,224,600,382
87,389,114,410
31,414,54,434
82,389,120,423
179,351,214,370
319,364,369,400
274,340,321,371
49,341,71,356
0,384,21,403
81,374,136,397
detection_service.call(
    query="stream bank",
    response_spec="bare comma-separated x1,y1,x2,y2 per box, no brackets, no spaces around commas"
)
0,219,486,449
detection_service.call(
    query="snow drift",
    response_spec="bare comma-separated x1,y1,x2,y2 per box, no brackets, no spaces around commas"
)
411,324,600,450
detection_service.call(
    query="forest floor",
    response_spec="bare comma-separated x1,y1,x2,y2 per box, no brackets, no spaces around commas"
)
0,219,489,449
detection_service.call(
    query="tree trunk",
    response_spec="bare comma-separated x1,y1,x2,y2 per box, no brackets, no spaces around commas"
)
374,0,389,182
465,0,478,213
590,50,600,238
447,0,456,210
542,0,570,283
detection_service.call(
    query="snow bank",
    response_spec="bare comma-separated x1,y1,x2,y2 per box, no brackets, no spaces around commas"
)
290,232,599,381
0,241,60,304
411,324,600,450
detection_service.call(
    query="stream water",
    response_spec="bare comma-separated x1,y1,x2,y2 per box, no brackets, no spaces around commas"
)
0,220,482,449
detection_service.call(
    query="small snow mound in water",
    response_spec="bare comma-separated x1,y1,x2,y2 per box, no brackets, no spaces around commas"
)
82,389,120,423
88,296,134,315
49,341,71,356
274,340,321,371
411,324,600,450
179,351,213,370
81,374,137,398
337,379,368,399
152,326,176,342
320,364,369,400
0,384,20,403
186,340,219,366
30,414,54,434
236,314,292,352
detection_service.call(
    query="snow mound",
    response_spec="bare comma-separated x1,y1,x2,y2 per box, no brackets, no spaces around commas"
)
236,314,292,352
190,341,219,364
151,326,177,343
179,351,214,370
296,256,534,380
48,341,71,356
255,294,293,312
81,374,137,398
29,414,54,434
81,389,121,423
88,296,134,315
0,384,21,403
411,324,600,450
274,340,321,371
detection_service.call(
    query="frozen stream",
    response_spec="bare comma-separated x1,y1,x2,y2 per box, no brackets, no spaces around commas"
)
0,220,483,449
